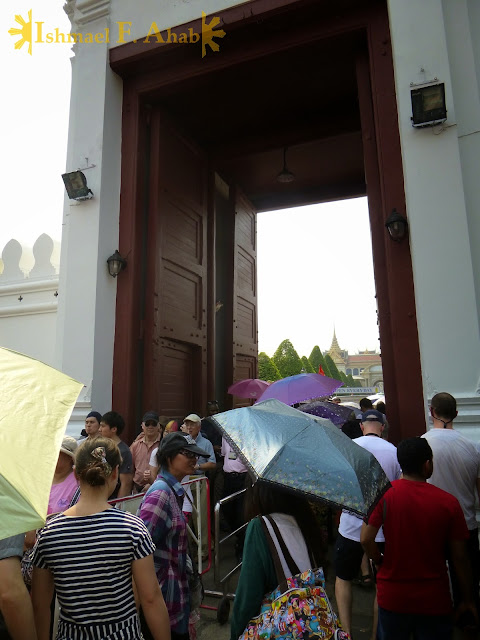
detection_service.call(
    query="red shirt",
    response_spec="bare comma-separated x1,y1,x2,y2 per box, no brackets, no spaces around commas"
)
368,478,468,615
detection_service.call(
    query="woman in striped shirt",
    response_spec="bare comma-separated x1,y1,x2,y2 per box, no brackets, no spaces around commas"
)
31,437,170,640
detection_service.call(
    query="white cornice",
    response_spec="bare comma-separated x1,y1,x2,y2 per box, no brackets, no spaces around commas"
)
0,278,59,297
0,302,58,317
65,0,110,28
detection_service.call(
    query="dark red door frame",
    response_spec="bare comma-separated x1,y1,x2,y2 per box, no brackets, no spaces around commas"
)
111,0,425,442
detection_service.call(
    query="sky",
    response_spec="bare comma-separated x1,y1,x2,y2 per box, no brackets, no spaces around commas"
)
1,1,380,357
257,199,379,358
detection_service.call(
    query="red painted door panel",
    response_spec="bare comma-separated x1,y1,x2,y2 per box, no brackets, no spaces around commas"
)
144,111,208,417
231,187,258,408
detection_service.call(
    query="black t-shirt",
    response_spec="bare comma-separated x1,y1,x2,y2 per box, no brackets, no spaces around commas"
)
109,440,133,499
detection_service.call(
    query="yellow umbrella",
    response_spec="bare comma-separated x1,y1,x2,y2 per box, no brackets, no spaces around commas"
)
0,347,83,540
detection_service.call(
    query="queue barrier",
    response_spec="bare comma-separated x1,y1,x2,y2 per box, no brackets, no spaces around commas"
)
109,475,212,575
201,487,247,623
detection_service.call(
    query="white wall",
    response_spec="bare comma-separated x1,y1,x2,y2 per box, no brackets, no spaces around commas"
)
387,0,480,431
0,235,59,370
57,0,123,434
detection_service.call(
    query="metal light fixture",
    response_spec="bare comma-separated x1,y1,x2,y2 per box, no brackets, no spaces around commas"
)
276,147,295,183
62,170,93,201
385,209,408,242
410,81,447,128
107,250,127,277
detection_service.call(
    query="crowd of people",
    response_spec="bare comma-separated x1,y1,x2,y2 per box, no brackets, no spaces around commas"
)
0,392,479,640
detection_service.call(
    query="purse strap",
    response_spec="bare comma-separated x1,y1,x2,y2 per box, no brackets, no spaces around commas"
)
260,515,301,592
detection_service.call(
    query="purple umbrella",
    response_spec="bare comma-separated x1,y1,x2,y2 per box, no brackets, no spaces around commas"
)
257,373,343,406
298,400,355,427
228,378,270,399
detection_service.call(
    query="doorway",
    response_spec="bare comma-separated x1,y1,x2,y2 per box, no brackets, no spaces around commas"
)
111,0,424,442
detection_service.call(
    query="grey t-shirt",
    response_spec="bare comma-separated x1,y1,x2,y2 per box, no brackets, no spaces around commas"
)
0,533,24,560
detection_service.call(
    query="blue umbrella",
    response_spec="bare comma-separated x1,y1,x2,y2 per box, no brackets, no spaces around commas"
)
212,398,390,517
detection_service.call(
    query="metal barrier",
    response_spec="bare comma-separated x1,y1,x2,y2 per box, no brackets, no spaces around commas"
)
202,487,247,623
109,476,212,575
181,475,211,575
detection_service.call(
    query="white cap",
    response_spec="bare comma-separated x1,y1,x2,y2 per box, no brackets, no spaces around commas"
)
184,413,202,424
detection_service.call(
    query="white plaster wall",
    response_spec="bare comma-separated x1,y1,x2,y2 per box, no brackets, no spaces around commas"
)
0,315,56,367
387,0,480,428
441,0,480,336
56,0,123,433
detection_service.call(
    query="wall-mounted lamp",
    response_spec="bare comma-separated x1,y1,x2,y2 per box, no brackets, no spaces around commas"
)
385,209,408,242
107,250,127,277
410,81,447,128
62,170,93,201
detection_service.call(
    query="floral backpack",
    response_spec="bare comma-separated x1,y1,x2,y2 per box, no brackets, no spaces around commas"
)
239,515,350,640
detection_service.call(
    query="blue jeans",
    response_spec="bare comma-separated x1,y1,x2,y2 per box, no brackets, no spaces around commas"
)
377,606,453,640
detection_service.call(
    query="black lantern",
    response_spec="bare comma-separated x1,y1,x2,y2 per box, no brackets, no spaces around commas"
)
385,209,408,242
61,170,93,201
107,250,127,277
410,82,447,128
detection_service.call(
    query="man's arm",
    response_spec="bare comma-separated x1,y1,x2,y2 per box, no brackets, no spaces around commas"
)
0,556,37,640
132,556,170,640
448,538,478,625
118,472,134,498
360,522,383,566
31,566,54,640
197,460,216,472
196,440,216,472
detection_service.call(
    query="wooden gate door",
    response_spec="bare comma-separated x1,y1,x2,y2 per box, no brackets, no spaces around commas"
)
143,110,209,418
228,187,258,408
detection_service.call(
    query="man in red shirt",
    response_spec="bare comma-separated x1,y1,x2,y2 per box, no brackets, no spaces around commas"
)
361,437,477,640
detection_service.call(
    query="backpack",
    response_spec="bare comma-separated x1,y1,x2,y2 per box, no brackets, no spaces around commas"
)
238,515,350,640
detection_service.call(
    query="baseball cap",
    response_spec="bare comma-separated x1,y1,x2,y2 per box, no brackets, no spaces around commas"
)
361,409,385,425
184,413,202,424
142,411,159,423
159,433,209,458
60,435,78,459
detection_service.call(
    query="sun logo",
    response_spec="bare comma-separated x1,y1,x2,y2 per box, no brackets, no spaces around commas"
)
8,9,33,55
201,11,225,58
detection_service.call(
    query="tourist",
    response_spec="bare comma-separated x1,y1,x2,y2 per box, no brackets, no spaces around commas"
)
31,437,169,640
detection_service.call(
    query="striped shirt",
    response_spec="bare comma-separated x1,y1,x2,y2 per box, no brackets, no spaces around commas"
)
137,470,189,634
32,508,155,640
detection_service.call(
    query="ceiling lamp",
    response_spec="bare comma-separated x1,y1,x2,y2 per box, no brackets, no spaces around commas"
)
276,147,295,183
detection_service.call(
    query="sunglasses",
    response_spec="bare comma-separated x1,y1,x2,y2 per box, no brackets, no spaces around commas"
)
145,421,158,427
179,449,198,459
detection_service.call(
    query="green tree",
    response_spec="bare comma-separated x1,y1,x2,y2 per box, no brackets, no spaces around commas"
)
301,356,315,373
339,371,348,385
272,339,303,378
308,346,330,376
325,354,343,381
346,374,356,387
258,352,281,381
